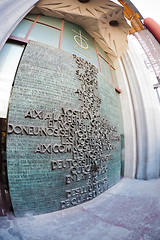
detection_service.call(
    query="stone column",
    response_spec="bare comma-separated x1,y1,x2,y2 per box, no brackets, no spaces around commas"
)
119,36,160,179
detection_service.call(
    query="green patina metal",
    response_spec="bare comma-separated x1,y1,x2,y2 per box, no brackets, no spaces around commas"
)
7,18,124,217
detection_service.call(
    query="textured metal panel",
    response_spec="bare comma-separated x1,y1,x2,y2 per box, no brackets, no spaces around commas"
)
7,41,122,216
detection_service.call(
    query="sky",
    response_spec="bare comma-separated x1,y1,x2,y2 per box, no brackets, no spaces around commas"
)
131,0,160,24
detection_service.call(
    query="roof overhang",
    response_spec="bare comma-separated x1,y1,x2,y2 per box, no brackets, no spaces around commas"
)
31,0,130,59
0,0,131,60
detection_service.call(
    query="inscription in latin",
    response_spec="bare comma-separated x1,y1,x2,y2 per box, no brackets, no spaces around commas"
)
8,54,121,210
60,177,108,209
51,159,72,170
36,144,72,154
25,109,45,120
